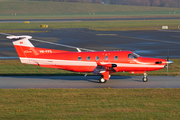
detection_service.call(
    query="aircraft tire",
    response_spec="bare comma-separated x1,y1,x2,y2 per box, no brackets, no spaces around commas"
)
142,77,148,82
99,76,107,83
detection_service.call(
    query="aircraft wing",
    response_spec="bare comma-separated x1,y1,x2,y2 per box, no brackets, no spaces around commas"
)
93,61,117,80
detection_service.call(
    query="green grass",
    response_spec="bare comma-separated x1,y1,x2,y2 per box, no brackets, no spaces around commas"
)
0,59,178,76
1,1,180,19
1,19,180,31
0,60,82,76
0,88,180,119
0,29,48,33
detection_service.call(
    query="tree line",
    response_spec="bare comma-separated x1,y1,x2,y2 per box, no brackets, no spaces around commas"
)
105,0,180,8
30,0,180,8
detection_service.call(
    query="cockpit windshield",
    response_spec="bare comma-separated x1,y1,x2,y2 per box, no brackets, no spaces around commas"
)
133,52,140,57
128,52,140,59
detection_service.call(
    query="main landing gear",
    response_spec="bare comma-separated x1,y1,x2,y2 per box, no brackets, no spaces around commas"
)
99,76,107,83
99,75,111,83
142,73,148,82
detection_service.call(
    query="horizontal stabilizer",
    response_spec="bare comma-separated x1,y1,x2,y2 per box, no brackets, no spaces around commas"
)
7,35,34,47
7,35,32,40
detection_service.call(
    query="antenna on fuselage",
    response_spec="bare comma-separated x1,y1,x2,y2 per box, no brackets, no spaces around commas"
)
30,38,95,52
76,48,81,52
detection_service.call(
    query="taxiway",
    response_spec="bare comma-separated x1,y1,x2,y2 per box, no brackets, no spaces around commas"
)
1,28,180,58
0,76,179,89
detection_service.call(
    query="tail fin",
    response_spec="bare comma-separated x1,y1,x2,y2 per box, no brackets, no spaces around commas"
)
7,35,35,58
7,35,69,64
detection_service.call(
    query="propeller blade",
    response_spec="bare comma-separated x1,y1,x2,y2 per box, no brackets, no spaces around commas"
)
167,63,168,76
167,48,169,61
167,48,169,76
166,49,173,76
166,61,174,75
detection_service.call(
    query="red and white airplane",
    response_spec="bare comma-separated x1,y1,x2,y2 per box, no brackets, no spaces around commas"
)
7,35,173,83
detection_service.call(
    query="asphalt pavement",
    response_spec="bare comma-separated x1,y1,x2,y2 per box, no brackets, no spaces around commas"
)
1,28,180,58
0,76,179,89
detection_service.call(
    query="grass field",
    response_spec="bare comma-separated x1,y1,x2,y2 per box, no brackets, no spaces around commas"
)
0,88,180,119
0,59,178,76
1,1,180,19
0,19,180,31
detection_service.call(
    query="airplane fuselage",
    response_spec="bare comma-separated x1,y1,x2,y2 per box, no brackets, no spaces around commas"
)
7,35,173,83
20,50,167,73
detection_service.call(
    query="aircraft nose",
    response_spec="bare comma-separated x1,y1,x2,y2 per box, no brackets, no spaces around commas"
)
166,60,173,64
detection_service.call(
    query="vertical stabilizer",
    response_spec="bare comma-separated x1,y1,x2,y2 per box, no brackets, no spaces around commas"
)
7,35,37,64
7,35,70,64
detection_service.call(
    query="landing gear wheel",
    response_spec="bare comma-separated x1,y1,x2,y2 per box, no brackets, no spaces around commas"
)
99,76,107,83
142,77,148,82
142,73,148,82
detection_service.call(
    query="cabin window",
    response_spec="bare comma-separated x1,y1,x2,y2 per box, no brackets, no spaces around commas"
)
114,56,118,60
104,56,108,60
78,56,81,61
87,56,91,61
96,56,99,61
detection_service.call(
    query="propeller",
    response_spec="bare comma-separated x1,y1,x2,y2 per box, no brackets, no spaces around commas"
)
166,48,173,76
167,49,169,75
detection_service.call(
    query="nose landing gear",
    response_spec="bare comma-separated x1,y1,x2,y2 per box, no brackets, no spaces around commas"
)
142,73,148,82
